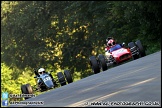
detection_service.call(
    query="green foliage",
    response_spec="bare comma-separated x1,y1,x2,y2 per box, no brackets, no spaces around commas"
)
1,63,36,101
1,1,161,97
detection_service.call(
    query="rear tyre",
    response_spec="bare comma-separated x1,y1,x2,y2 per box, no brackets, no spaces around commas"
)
89,56,100,74
98,54,108,71
26,84,33,94
135,40,146,57
21,84,28,93
21,84,30,100
26,84,33,99
64,70,73,84
57,72,66,86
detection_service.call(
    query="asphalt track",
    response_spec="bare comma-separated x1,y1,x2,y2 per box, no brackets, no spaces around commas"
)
9,51,161,107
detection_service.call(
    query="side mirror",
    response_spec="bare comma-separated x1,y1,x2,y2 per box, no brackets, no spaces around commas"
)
122,42,125,47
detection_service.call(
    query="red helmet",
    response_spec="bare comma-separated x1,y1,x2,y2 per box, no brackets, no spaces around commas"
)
107,39,116,47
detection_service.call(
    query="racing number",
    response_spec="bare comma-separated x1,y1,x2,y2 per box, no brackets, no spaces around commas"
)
117,49,124,53
43,77,51,82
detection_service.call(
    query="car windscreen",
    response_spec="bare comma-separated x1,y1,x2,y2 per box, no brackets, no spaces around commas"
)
109,44,122,52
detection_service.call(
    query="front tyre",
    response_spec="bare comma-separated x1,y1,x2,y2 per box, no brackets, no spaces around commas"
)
128,42,139,60
21,84,33,100
135,40,146,57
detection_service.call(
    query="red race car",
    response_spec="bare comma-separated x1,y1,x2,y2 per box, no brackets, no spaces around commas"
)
89,40,146,74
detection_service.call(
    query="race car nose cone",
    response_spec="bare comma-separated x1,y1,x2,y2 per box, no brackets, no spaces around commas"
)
49,86,54,89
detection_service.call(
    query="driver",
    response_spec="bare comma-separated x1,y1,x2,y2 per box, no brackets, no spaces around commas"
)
38,68,46,75
107,38,123,53
107,39,116,48
37,68,46,86
105,38,116,52
106,37,114,43
105,39,118,61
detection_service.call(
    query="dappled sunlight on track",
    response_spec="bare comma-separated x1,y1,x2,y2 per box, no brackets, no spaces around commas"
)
79,64,152,93
67,77,158,107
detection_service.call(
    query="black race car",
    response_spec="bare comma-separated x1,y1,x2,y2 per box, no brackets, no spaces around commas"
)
20,69,73,100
